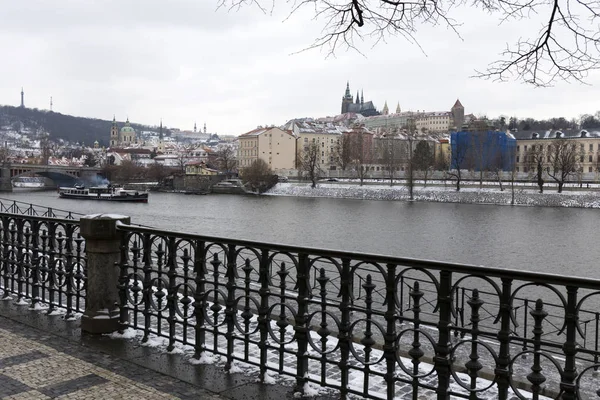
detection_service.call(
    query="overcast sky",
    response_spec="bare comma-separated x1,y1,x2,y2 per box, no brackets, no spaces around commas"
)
1,0,599,136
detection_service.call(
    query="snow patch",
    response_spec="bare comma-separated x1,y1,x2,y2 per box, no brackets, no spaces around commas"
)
189,352,216,365
227,362,244,374
29,302,48,311
106,328,140,340
15,298,29,306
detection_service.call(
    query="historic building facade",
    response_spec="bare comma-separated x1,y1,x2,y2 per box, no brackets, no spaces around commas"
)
109,117,137,148
513,130,600,177
237,127,297,172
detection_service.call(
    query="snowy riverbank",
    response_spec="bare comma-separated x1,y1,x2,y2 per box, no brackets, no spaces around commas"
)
265,182,600,208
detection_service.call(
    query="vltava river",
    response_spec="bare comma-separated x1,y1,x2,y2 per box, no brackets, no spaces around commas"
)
1,190,595,278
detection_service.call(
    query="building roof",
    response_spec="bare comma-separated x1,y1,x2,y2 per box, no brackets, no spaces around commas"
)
512,129,600,140
239,126,295,139
452,99,463,109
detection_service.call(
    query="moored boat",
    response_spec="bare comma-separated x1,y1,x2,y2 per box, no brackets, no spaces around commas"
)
210,179,256,195
58,185,149,203
12,177,46,188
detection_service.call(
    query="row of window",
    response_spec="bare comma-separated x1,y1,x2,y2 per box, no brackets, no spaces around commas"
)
517,166,598,173
517,154,600,163
518,143,600,152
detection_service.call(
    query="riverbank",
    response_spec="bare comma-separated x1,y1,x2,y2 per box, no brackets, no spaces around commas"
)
265,182,600,208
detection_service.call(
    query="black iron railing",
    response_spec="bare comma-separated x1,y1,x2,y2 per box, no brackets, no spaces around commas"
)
0,197,84,220
0,214,86,317
115,222,600,399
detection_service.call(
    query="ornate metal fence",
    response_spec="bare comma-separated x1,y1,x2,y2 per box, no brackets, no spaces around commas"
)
0,197,84,220
116,222,600,399
0,214,86,317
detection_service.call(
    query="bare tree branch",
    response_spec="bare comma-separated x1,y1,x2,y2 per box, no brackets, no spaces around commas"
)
218,0,600,86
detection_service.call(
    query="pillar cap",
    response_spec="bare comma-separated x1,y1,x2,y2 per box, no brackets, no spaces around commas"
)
80,214,130,240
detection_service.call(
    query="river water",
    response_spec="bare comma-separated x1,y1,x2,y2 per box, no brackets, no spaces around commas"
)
1,190,596,278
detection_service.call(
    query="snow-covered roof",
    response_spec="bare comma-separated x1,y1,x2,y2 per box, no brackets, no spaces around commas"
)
512,129,600,140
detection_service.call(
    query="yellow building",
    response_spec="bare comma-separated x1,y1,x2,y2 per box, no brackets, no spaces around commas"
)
237,127,296,172
514,130,600,178
185,161,218,176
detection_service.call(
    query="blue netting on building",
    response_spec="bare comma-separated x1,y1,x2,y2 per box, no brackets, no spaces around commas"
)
450,131,516,171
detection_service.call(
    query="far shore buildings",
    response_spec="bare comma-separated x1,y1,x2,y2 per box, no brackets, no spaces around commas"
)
362,100,467,134
512,129,600,176
237,127,297,173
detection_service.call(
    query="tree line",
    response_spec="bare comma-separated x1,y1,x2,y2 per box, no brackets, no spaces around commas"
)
0,106,169,146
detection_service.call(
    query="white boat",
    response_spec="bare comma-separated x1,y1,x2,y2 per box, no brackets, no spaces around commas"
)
58,185,149,203
12,177,45,188
210,179,255,194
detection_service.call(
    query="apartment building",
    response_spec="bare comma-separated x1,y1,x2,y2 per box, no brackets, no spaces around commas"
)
237,127,296,173
513,130,600,176
283,119,347,171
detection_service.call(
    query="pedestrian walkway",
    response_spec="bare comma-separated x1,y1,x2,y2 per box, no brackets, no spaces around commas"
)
0,301,334,400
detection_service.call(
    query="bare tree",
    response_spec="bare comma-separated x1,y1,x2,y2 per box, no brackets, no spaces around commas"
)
146,163,172,185
546,139,580,193
447,133,471,191
378,129,403,186
404,132,417,200
470,131,489,188
176,143,201,174
334,134,353,172
526,144,547,193
299,141,322,188
216,146,237,177
347,130,372,186
218,0,600,86
413,140,434,188
240,158,273,191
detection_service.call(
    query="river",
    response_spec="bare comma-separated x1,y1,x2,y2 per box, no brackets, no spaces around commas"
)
1,189,596,278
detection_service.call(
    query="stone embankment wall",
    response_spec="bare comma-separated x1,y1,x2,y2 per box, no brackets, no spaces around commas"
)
266,184,600,208
172,175,222,192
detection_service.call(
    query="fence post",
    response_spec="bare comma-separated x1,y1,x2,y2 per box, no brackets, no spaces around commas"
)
80,214,130,334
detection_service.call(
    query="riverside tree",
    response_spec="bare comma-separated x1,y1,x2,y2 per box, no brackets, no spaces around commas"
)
378,128,403,186
526,144,547,193
218,0,600,86
546,139,580,193
412,140,434,188
334,134,353,172
241,159,273,192
299,141,322,188
215,146,237,177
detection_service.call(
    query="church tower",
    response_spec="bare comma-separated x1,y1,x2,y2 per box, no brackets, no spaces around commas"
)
451,99,465,130
382,101,389,115
158,119,165,153
341,81,354,114
110,116,118,147
396,103,401,114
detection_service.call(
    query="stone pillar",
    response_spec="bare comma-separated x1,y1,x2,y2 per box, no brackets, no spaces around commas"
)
0,163,12,192
80,214,130,334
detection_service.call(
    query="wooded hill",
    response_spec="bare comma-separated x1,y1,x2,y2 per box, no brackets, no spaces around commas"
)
0,105,169,146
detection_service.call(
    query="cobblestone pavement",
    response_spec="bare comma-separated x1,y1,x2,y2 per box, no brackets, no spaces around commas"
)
0,301,333,400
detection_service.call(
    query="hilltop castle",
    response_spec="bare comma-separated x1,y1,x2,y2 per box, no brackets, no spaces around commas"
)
340,82,380,117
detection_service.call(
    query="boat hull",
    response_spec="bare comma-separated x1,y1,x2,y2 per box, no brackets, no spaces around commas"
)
58,193,148,202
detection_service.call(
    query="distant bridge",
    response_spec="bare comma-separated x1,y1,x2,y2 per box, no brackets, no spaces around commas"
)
0,163,104,191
